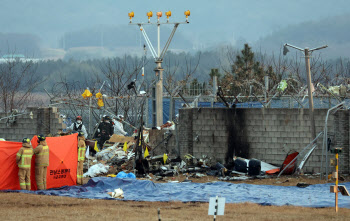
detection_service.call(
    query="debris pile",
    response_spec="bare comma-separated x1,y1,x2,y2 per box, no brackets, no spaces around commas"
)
83,163,109,178
82,122,299,182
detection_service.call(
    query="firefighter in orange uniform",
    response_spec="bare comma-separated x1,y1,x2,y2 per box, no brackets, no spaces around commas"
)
77,131,86,185
16,138,34,190
34,134,49,190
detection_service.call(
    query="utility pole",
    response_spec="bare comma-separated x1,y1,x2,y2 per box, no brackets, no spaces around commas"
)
283,43,328,141
129,10,190,126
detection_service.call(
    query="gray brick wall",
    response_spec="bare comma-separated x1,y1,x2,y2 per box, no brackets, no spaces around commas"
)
0,107,65,141
177,107,348,174
332,110,349,173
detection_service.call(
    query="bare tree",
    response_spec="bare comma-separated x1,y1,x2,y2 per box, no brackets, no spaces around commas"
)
0,58,44,112
163,52,201,96
99,55,144,127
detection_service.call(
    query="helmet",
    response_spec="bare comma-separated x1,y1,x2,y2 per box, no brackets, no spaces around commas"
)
117,115,124,120
37,134,46,142
78,131,84,137
76,116,82,121
104,116,111,121
22,137,30,143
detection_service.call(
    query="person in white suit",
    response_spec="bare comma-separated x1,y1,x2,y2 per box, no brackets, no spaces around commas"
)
113,115,127,136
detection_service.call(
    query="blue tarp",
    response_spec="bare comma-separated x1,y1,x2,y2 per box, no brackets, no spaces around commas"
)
6,177,350,208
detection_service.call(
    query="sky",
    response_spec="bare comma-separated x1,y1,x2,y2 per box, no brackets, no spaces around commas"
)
1,0,350,48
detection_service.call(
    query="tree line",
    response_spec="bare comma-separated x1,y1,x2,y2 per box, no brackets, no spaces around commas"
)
1,44,350,112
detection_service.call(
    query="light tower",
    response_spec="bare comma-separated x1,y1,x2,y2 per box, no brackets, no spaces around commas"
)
283,43,328,142
129,10,190,126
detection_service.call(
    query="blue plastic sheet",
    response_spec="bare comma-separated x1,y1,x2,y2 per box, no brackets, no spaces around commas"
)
5,177,350,208
116,172,136,179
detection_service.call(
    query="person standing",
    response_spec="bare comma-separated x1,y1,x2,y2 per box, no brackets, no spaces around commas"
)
34,134,49,190
77,131,86,185
97,116,114,148
16,138,34,190
68,116,88,139
113,115,128,136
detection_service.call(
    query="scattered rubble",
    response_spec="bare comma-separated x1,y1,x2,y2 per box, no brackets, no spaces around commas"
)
81,122,302,183
84,163,109,178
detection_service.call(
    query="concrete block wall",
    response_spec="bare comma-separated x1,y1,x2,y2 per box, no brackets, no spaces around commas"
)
0,107,65,141
178,107,347,174
333,110,349,173
148,129,177,156
178,109,194,156
239,108,334,173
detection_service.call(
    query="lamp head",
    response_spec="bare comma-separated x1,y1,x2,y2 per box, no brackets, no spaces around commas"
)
156,11,162,19
166,11,171,21
147,11,153,22
283,44,289,56
184,10,190,22
128,11,134,23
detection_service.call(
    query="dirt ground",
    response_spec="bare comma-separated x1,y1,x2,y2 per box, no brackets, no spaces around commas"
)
1,175,350,221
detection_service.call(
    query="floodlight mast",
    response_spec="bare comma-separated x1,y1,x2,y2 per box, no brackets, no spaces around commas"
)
129,10,190,127
283,43,328,142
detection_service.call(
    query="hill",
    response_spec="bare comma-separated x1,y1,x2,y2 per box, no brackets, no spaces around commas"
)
255,14,350,59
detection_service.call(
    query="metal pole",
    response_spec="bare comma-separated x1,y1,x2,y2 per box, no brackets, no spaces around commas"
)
131,20,186,127
213,196,218,221
154,24,163,127
213,76,217,97
169,95,173,121
152,87,156,127
264,76,269,103
145,97,149,127
157,24,160,57
305,48,316,141
175,120,180,157
115,98,118,115
155,61,164,126
322,102,344,180
88,97,92,138
335,153,339,212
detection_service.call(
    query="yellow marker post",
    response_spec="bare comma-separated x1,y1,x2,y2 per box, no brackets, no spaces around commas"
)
330,147,349,212
335,152,339,212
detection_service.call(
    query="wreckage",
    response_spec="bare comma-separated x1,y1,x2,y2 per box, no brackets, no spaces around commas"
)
82,118,308,183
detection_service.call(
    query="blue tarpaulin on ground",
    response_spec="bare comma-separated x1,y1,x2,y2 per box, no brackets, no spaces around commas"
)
5,177,350,208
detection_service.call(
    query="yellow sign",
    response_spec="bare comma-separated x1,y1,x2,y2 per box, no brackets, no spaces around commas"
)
94,141,100,152
123,142,128,152
82,89,92,99
163,153,168,164
144,147,149,158
96,92,102,98
97,99,104,107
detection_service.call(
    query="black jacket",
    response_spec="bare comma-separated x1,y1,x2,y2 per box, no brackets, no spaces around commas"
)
98,122,114,138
